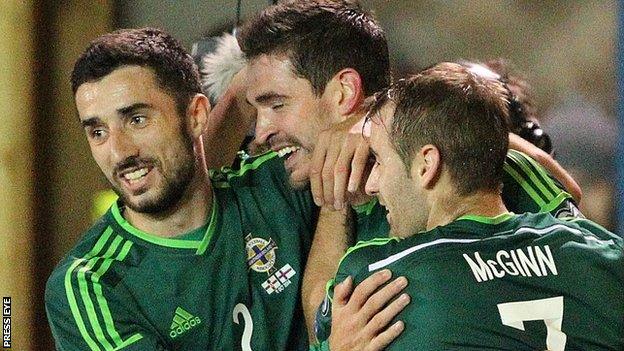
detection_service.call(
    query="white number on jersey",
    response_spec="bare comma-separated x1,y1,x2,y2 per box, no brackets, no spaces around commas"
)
497,296,567,351
233,303,254,351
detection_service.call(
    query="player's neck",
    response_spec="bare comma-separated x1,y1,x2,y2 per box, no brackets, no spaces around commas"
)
124,169,212,238
426,190,508,230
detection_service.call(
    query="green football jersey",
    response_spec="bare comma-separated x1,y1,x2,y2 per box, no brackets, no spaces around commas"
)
316,213,624,350
45,152,317,351
353,150,580,242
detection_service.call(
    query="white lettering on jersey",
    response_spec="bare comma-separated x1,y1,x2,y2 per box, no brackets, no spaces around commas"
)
463,245,558,283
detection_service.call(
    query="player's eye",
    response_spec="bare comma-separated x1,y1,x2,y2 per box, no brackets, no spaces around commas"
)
130,115,147,126
271,103,284,111
87,128,108,142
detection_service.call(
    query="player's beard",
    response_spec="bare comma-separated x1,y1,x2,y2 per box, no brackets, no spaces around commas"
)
112,128,196,215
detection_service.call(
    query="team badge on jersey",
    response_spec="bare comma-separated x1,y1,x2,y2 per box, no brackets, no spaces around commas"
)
245,234,278,273
244,234,297,295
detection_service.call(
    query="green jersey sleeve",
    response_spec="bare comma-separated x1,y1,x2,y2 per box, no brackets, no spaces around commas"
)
502,150,581,218
313,237,400,346
45,222,162,350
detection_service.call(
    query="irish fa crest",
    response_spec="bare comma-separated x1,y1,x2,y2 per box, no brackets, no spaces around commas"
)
244,234,297,295
245,234,277,273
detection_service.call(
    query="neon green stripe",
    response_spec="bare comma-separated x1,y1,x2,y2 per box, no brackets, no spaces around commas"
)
338,237,399,268
227,151,277,180
507,151,554,201
64,227,114,351
111,202,202,249
540,192,572,214
521,151,566,195
457,212,515,224
503,163,546,207
352,197,378,216
512,151,560,196
196,193,219,255
65,259,102,351
112,333,143,350
78,238,123,350
173,315,185,324
324,278,335,304
94,240,134,347
176,307,194,319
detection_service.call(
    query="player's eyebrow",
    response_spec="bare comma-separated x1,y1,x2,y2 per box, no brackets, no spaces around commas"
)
80,117,101,128
117,102,152,116
250,92,288,106
80,102,153,127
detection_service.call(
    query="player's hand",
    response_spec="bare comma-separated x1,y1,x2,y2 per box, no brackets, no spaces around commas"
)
508,133,582,202
328,270,409,351
310,114,371,210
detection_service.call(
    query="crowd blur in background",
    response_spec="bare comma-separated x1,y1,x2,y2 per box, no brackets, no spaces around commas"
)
0,1,618,350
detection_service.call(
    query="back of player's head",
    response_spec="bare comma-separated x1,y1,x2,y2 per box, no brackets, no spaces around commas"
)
461,59,553,153
238,0,390,96
369,62,510,196
71,27,202,116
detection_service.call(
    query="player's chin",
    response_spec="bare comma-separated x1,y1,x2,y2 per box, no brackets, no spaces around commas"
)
286,163,311,190
288,172,309,190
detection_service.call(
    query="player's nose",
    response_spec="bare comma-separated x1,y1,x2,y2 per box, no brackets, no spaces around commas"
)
108,130,139,165
365,164,380,196
254,113,277,147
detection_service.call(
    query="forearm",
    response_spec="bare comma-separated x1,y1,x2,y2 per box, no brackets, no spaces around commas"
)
202,81,255,170
302,206,352,342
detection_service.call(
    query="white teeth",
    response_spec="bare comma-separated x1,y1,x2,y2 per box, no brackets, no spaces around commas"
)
277,146,300,158
123,168,148,181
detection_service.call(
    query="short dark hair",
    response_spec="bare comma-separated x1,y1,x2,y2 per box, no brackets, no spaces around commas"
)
71,27,201,116
369,62,510,196
238,0,390,96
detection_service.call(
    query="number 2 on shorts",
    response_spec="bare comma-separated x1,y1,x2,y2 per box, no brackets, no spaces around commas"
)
497,296,567,351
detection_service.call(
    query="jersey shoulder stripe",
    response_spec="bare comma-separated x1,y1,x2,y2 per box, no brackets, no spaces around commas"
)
209,151,279,188
62,225,143,351
504,150,573,212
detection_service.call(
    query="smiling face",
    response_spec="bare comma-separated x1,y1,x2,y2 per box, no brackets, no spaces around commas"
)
365,103,429,238
75,65,196,214
246,55,337,188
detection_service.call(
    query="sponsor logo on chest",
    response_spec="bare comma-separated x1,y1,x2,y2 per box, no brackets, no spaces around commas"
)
169,307,202,339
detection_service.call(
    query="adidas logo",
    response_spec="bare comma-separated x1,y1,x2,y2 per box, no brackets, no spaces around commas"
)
169,307,202,339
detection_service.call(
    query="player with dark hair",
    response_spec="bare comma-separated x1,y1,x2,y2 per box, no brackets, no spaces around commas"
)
45,27,318,350
314,62,624,350
236,1,583,345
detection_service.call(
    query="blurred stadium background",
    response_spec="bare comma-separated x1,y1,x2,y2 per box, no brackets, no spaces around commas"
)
0,1,619,349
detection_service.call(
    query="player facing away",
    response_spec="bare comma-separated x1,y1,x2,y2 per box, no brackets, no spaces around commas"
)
314,63,624,350
44,28,318,350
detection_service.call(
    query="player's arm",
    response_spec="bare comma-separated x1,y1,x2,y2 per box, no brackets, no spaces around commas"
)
502,149,583,218
302,206,352,342
508,132,581,202
202,67,256,170
45,266,164,351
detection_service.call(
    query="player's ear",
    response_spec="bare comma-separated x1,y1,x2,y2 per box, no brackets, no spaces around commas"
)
414,145,441,189
187,93,211,139
325,68,364,117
